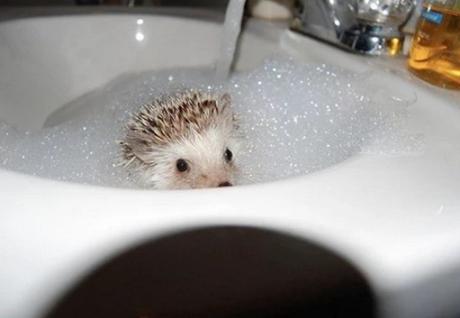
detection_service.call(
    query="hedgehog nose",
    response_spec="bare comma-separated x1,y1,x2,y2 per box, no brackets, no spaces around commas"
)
218,181,232,187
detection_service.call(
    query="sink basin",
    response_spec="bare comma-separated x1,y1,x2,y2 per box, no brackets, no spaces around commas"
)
1,7,460,318
0,12,217,130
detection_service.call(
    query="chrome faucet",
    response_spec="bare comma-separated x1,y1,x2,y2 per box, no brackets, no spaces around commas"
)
290,0,416,56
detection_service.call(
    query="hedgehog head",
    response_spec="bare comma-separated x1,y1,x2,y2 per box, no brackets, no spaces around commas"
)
120,91,239,189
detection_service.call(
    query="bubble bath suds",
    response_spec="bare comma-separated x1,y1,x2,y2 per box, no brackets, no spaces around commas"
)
0,58,421,187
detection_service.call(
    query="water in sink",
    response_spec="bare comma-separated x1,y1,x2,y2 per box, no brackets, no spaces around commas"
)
0,57,420,187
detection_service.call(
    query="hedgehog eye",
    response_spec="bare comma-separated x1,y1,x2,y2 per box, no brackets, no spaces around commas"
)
176,159,189,172
224,148,233,163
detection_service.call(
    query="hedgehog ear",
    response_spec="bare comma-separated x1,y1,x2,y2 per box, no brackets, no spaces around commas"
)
218,93,237,129
219,93,232,111
126,137,156,165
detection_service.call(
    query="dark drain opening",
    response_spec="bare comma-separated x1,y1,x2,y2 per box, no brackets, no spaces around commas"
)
44,226,376,318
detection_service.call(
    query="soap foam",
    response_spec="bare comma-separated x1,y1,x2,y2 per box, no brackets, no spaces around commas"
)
0,58,420,187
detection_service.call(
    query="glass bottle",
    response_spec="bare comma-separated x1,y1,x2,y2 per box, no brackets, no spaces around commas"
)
408,0,460,89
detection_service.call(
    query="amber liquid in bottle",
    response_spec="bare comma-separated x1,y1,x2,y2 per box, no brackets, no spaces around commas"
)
408,5,460,89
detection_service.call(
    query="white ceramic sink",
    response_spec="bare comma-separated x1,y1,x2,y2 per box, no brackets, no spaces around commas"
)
1,8,460,318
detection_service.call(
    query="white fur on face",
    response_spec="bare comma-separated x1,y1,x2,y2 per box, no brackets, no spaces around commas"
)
139,119,238,190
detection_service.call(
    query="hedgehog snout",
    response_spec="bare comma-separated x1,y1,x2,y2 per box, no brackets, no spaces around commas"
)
218,181,232,187
194,171,235,189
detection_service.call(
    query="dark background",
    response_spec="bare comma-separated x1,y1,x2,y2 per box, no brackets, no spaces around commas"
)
0,0,229,6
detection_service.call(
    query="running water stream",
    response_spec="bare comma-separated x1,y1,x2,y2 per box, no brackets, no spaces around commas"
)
215,0,247,80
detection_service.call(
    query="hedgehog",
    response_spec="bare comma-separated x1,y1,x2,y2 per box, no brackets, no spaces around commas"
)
119,90,239,189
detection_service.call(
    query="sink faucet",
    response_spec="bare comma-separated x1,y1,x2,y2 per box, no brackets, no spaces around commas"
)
290,0,416,56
